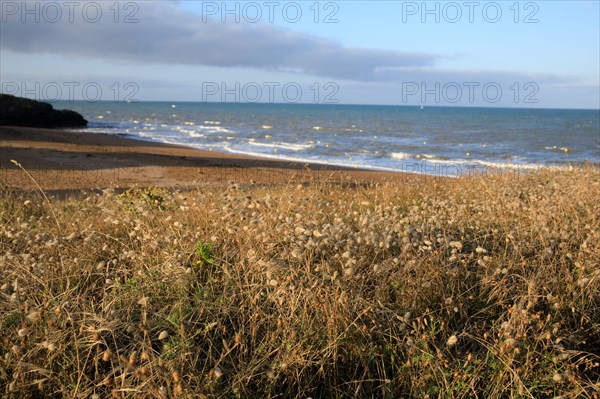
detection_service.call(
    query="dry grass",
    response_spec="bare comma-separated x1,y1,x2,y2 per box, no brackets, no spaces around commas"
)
1,167,599,398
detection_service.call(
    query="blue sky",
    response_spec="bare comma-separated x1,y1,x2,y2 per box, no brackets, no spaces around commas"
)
1,1,598,108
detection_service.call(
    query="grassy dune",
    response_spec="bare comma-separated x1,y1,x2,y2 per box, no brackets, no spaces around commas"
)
1,168,599,398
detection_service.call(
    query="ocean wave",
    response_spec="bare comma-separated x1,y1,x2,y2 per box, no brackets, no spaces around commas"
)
415,154,439,160
387,151,572,171
342,128,364,132
390,152,439,160
248,141,314,151
468,159,571,171
78,114,589,176
198,125,234,134
174,127,205,138
545,146,570,152
421,157,568,171
221,146,441,175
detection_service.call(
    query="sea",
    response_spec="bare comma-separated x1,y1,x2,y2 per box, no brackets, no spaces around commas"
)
51,101,600,177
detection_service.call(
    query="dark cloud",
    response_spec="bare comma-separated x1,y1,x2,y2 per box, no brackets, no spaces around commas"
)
0,1,439,81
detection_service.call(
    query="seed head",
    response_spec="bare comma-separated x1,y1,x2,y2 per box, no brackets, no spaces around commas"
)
102,349,112,362
447,335,458,346
137,297,149,307
213,367,223,379
26,311,41,322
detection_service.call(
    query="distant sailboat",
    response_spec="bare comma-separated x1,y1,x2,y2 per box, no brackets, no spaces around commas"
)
420,105,424,110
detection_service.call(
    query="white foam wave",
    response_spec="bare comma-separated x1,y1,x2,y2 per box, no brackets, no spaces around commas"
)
198,125,234,134
248,141,314,151
418,157,566,171
392,152,438,160
222,146,429,175
175,127,205,138
390,152,410,159
387,151,572,171
469,159,570,171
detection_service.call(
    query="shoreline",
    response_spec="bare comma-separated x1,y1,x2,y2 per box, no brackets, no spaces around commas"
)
0,126,435,192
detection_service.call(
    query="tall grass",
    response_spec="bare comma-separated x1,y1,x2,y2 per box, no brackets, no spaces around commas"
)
1,168,599,398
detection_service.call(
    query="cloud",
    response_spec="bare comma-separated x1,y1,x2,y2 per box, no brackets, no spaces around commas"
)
1,0,590,108
0,1,439,81
372,67,581,86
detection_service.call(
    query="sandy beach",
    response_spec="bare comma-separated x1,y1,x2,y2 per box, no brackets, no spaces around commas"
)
0,125,432,193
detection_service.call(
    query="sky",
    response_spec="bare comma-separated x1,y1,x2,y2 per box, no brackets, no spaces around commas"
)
1,0,599,108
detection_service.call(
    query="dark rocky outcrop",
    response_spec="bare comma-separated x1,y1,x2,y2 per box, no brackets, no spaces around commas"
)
0,94,88,128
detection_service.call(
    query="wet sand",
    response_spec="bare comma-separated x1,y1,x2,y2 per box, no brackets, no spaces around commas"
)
0,126,434,193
